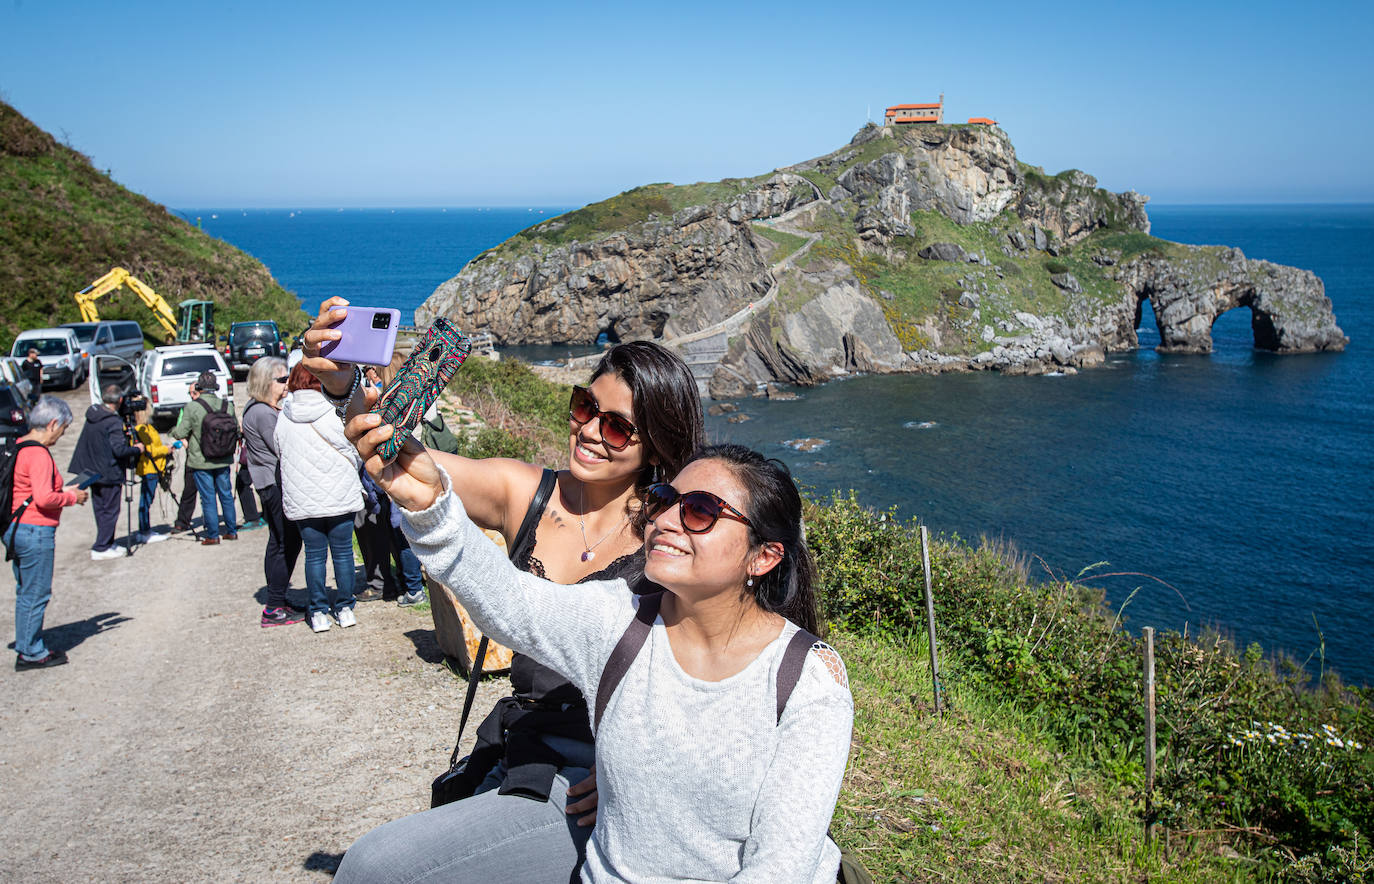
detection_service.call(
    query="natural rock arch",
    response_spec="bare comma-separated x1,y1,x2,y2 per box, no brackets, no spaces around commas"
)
1117,248,1347,355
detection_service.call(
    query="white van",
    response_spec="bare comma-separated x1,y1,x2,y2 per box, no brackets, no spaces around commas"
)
62,320,146,362
9,327,85,390
139,344,233,421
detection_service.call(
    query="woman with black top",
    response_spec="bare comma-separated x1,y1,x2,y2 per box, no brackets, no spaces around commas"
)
301,298,705,883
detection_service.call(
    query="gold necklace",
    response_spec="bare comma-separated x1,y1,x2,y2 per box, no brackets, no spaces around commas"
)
578,482,629,563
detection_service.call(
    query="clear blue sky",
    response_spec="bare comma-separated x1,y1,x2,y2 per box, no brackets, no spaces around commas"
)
3,0,1371,208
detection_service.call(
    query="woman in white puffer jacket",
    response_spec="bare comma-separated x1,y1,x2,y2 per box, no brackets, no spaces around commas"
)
275,363,363,633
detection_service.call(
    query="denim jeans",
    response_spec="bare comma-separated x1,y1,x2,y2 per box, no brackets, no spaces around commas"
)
394,528,423,594
334,757,595,884
192,466,236,540
138,473,159,535
298,514,356,615
5,523,57,660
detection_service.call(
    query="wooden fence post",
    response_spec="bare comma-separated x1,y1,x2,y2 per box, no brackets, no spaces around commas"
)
919,526,943,715
1144,626,1157,842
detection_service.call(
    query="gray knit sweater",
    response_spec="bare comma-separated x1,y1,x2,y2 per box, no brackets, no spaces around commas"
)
402,480,853,883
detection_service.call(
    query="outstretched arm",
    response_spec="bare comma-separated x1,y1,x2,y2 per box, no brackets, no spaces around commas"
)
348,405,624,694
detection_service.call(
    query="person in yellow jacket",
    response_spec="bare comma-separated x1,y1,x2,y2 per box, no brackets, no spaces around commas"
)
132,410,175,544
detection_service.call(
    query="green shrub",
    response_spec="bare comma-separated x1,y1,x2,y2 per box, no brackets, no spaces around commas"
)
1044,259,1071,275
805,491,1374,864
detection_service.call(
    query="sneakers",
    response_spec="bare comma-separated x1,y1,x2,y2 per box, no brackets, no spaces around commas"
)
90,547,126,561
397,589,427,607
15,650,68,671
353,588,386,603
336,607,357,628
308,611,331,633
261,607,305,628
135,532,170,545
240,518,267,531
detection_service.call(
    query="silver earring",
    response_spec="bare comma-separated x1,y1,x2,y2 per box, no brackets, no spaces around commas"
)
746,576,754,587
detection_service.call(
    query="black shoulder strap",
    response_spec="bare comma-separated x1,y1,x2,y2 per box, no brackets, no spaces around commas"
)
593,591,663,733
448,467,560,765
776,628,820,724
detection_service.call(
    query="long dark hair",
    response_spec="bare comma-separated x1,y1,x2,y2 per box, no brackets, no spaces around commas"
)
695,443,819,634
589,341,705,531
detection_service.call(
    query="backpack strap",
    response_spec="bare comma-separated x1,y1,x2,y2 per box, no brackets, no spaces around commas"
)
447,467,558,767
776,628,820,724
594,590,663,733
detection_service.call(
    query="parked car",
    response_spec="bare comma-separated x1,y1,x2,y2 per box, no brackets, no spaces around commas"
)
134,344,233,422
225,320,285,373
0,383,29,451
0,357,34,403
61,320,146,362
9,327,85,390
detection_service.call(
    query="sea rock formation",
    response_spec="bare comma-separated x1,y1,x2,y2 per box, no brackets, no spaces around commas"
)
418,122,1346,396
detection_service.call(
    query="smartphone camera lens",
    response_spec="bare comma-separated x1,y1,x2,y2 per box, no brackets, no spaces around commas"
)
428,346,442,363
372,312,392,330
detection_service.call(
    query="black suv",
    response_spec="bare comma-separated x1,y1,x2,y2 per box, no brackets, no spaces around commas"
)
225,320,286,373
0,383,29,452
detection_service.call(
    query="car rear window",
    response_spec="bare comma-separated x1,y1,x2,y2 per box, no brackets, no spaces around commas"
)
0,386,22,410
13,338,72,357
231,324,278,344
63,324,98,344
159,354,222,376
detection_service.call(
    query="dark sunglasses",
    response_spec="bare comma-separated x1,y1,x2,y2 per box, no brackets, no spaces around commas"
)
644,483,751,534
569,385,638,451
274,375,289,384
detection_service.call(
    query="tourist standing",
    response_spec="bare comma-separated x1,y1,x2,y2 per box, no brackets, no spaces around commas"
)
131,408,171,544
172,371,238,545
68,384,144,560
275,363,361,633
6,396,87,669
19,347,42,406
241,357,303,627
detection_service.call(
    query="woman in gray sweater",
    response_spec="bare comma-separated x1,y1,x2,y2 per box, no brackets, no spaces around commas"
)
240,357,303,628
339,401,854,882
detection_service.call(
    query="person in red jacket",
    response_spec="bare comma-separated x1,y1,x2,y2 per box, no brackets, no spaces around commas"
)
6,396,88,670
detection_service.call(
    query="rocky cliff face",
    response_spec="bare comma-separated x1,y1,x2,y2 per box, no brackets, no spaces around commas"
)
417,123,1346,396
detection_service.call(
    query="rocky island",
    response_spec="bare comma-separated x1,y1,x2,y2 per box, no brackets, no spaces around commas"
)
417,123,1347,397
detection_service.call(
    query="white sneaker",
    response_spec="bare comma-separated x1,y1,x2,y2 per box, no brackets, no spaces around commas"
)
336,607,357,628
90,547,126,561
144,532,170,544
308,612,331,633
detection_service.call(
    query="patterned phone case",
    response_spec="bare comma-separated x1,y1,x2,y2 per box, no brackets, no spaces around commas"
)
372,318,473,463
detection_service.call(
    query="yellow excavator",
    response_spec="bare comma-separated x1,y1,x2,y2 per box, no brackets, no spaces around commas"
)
73,267,215,344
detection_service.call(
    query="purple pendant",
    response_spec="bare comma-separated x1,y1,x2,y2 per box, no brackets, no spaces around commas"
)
581,551,594,563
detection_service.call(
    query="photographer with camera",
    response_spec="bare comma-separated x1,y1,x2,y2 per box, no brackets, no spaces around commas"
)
130,406,172,545
68,384,145,561
172,371,239,545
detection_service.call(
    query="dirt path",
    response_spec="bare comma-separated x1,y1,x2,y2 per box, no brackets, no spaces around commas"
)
0,385,507,882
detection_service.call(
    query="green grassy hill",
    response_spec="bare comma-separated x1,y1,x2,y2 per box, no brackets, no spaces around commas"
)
0,100,306,349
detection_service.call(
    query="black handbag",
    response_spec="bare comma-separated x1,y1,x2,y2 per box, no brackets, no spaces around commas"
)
431,468,557,808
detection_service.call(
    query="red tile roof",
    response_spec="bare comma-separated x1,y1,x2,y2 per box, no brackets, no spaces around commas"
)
967,117,998,125
887,103,942,111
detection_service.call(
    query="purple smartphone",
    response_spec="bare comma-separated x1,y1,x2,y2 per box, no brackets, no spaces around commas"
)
318,307,401,365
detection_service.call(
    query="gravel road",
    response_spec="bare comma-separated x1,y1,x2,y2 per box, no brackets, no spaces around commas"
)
0,384,507,882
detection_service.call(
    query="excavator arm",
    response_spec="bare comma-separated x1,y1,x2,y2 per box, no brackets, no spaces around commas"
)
73,267,180,341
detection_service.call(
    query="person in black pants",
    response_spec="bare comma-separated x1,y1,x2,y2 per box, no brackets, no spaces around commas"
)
173,466,199,533
20,347,43,406
240,358,302,627
67,385,144,560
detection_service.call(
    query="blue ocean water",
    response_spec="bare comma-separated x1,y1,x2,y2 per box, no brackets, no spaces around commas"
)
181,203,1374,685
175,207,570,326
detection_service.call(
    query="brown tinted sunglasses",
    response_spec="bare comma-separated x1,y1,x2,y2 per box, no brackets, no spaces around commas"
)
569,385,638,450
643,483,752,534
